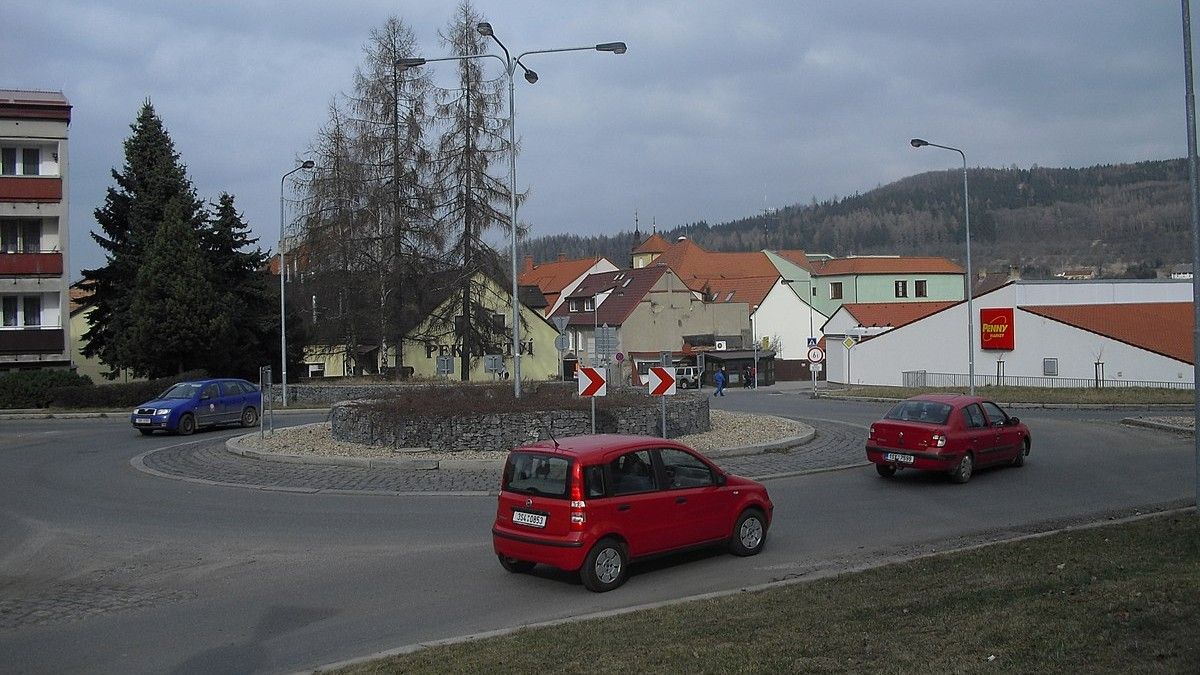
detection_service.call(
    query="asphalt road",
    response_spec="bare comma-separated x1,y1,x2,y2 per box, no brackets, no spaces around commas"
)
0,393,1194,674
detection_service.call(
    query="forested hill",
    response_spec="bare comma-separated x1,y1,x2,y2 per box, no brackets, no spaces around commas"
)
524,158,1191,277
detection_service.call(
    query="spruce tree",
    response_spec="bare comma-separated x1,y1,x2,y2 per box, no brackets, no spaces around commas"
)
79,100,205,377
127,199,220,378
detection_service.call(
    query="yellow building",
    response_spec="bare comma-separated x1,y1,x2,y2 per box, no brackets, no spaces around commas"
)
304,272,561,382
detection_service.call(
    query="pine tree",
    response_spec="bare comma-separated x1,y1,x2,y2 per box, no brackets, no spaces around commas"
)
201,193,276,378
79,101,205,377
127,199,220,378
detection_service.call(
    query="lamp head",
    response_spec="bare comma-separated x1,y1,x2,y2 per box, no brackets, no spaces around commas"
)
596,42,627,54
300,160,315,169
397,57,426,68
910,138,929,148
476,22,493,37
523,69,539,84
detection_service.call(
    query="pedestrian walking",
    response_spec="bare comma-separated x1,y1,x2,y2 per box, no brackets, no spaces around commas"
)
714,366,726,396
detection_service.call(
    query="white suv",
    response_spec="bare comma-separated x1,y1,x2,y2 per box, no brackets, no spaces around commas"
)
675,366,701,389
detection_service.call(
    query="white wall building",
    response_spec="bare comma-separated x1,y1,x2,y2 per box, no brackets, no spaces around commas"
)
826,279,1194,388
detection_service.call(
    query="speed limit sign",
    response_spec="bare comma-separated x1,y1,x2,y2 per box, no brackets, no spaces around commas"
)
807,346,825,363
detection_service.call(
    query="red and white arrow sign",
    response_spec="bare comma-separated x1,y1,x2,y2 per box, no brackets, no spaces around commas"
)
578,367,607,397
648,366,677,396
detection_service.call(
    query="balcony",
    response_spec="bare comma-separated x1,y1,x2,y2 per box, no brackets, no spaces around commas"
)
0,252,63,276
0,327,65,355
0,176,62,203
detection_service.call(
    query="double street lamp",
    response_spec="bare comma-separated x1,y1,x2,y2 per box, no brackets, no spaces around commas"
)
910,138,975,395
400,23,626,398
279,160,315,407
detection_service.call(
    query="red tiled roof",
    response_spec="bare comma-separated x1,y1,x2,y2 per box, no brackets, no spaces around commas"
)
811,256,963,276
1021,302,1195,364
653,238,779,292
549,266,668,327
702,276,778,309
632,233,671,254
518,256,606,294
843,301,958,328
774,250,812,271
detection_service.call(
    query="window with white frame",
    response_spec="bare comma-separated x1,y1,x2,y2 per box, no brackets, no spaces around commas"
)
0,146,42,176
894,280,908,298
569,297,595,313
0,219,42,253
915,279,927,297
829,282,843,300
1043,358,1058,376
1,295,42,327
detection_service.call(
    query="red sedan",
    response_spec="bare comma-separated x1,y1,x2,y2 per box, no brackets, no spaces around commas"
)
866,394,1031,483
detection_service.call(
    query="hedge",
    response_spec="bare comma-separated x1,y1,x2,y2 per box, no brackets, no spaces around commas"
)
45,369,210,410
0,370,93,409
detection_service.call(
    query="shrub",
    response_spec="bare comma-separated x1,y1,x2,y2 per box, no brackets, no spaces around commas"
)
47,369,209,410
0,369,93,409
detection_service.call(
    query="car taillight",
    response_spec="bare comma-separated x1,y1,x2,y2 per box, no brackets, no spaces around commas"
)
570,462,586,528
869,424,876,440
931,433,947,448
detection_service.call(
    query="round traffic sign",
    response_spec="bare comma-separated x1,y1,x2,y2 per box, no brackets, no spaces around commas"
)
615,352,625,363
554,333,570,351
807,346,825,363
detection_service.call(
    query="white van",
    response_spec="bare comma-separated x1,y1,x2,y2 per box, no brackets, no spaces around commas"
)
675,366,701,389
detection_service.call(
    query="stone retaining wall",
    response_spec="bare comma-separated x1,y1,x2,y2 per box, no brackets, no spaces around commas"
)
330,391,710,452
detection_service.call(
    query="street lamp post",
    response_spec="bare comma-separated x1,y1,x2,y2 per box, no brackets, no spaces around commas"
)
400,25,626,398
751,307,758,389
910,138,975,395
279,160,315,407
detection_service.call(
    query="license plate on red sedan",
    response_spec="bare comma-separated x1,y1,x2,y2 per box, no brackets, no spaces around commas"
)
885,452,914,464
512,510,547,528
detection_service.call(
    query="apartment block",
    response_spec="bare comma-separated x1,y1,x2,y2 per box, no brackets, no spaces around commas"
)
0,89,71,370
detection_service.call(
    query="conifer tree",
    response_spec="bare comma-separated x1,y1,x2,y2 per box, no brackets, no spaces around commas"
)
79,101,205,377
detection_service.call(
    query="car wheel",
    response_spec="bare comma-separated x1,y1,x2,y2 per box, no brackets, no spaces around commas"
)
729,509,767,556
138,429,154,436
581,538,627,592
177,414,196,436
950,453,973,484
240,406,259,428
1011,438,1029,467
875,464,896,478
498,555,535,574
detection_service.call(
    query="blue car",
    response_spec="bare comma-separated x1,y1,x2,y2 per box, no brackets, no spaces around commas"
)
131,378,262,436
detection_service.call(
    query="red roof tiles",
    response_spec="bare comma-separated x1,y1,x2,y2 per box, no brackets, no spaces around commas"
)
1021,302,1194,364
810,256,963,276
632,233,671,254
842,301,958,328
549,266,669,327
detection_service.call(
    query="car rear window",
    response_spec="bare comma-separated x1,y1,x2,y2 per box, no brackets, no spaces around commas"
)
503,452,572,499
884,400,952,424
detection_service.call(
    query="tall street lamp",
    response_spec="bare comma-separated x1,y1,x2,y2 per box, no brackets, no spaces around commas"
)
911,138,975,395
400,24,626,398
279,160,315,406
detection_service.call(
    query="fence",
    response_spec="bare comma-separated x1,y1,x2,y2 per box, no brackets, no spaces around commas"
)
902,370,1194,390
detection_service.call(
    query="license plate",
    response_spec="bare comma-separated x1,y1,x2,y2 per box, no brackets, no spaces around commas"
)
885,452,914,464
135,417,151,424
512,510,547,528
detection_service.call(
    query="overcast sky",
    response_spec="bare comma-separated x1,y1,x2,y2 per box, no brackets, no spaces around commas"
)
6,1,1194,279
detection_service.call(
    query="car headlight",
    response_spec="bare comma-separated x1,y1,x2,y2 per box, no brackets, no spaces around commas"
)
155,408,172,415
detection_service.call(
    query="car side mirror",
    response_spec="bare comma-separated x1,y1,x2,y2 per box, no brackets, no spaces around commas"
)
1008,417,1020,426
715,472,727,486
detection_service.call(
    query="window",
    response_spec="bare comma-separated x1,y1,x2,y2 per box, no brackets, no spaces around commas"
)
219,381,242,397
1,146,41,176
200,384,220,400
829,282,843,300
884,400,952,424
609,450,657,495
1043,358,1059,376
895,280,908,298
915,280,927,298
504,452,571,498
584,464,606,498
980,401,1009,427
659,448,715,489
569,298,594,312
0,220,41,253
1,296,16,327
963,404,986,429
22,296,40,326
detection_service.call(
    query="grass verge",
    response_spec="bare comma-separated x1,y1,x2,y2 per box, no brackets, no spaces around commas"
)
831,385,1194,405
330,512,1200,674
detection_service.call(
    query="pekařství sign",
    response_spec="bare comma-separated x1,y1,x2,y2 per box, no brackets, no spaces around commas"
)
980,307,1015,350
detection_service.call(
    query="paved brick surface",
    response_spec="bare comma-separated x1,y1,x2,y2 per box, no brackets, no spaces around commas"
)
0,584,193,630
136,418,866,494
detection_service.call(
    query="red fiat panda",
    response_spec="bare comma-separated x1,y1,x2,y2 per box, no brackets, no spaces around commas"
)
492,434,773,592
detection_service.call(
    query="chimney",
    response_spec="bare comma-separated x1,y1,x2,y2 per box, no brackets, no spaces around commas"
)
522,255,534,275
557,252,567,262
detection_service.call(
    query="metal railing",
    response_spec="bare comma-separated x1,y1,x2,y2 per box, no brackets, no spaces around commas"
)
902,370,1195,390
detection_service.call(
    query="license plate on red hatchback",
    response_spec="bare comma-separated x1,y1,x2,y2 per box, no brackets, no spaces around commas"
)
885,452,914,464
512,510,547,528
